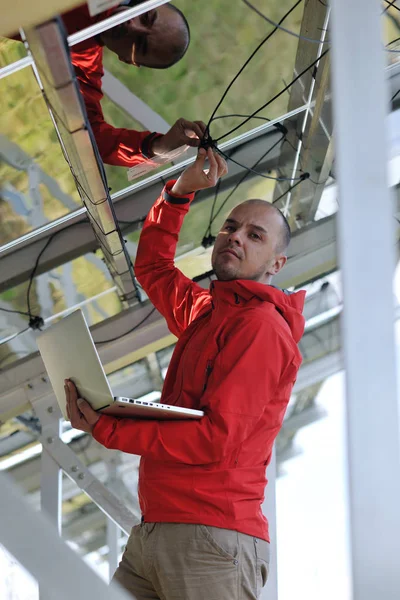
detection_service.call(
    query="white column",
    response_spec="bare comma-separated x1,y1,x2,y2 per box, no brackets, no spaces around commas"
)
40,419,62,533
107,519,120,582
330,2,400,600
40,410,62,600
106,457,121,581
261,449,277,600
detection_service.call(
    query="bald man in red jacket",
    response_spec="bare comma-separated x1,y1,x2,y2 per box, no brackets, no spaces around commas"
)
15,2,205,167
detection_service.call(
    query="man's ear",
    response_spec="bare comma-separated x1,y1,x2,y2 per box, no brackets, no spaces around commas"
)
267,254,287,276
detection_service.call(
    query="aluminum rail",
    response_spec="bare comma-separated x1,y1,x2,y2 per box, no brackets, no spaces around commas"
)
24,19,140,305
0,471,132,600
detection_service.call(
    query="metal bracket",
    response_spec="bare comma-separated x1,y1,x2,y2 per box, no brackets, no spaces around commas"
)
30,393,138,535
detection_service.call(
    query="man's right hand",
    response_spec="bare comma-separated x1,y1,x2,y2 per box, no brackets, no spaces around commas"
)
171,148,228,196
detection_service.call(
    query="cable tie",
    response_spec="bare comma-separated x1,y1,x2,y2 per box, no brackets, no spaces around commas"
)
29,316,45,331
273,123,288,135
200,136,216,150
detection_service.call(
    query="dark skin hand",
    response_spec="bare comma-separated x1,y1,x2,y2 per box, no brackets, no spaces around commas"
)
64,379,100,434
151,119,207,156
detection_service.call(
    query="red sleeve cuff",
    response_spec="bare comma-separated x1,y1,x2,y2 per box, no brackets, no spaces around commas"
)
163,180,195,204
92,414,118,445
141,132,163,159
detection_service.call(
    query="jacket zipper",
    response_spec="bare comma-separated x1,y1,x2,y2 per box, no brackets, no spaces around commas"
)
203,361,213,393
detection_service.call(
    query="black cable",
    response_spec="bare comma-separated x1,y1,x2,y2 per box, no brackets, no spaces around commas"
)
241,0,330,45
383,0,400,13
94,307,157,345
272,177,307,204
392,88,400,102
283,138,305,172
203,178,222,242
193,270,215,283
25,220,90,327
215,145,306,182
212,114,271,124
22,210,145,332
215,48,330,143
205,0,303,136
0,307,31,318
26,232,59,327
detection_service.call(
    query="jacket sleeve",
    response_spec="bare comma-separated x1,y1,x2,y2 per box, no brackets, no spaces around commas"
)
92,317,299,464
80,80,155,168
134,181,211,338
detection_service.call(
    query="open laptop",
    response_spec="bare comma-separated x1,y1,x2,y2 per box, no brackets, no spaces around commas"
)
36,309,204,422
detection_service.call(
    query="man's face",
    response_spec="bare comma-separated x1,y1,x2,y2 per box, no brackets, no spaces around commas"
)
102,6,185,68
211,202,287,284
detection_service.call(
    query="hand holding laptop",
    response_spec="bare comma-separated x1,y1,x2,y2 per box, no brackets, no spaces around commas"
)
37,310,204,422
65,379,99,434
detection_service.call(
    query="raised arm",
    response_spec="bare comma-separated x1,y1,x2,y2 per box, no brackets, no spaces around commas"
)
135,148,228,337
83,87,155,167
85,88,209,168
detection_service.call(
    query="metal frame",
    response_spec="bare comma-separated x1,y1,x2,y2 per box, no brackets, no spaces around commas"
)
2,2,400,595
23,20,140,307
0,471,132,600
282,3,331,219
29,393,138,534
331,1,400,599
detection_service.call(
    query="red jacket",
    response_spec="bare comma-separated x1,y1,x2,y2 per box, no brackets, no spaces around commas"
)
62,4,154,167
93,182,306,541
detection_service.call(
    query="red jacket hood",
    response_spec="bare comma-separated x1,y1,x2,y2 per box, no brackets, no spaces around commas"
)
210,279,306,343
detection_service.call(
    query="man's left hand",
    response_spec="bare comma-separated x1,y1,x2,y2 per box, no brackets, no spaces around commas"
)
152,119,207,156
65,379,100,434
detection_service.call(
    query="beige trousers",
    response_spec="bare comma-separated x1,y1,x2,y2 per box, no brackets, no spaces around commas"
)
112,523,270,600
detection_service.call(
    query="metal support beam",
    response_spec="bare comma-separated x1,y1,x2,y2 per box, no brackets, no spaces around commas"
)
36,396,62,600
102,70,170,134
24,21,140,306
0,471,132,600
330,2,400,599
26,393,138,534
40,422,62,533
106,456,121,581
